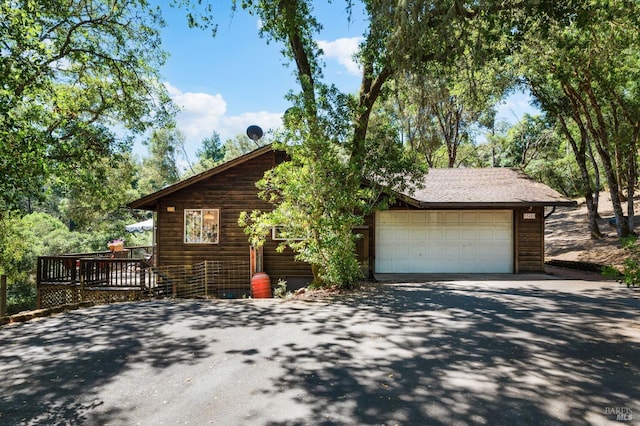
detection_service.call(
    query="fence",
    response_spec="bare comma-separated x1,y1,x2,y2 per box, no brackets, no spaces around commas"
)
151,261,251,299
37,256,150,308
37,255,252,309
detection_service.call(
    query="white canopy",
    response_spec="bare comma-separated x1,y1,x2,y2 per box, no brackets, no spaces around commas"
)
125,218,154,233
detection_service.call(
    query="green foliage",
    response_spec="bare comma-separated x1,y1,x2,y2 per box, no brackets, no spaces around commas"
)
197,131,226,164
240,124,424,288
273,279,291,299
232,0,523,287
179,1,640,281
526,143,586,198
492,114,552,168
0,210,149,314
0,0,175,210
0,212,80,314
57,155,141,229
0,212,31,283
138,128,184,194
239,139,367,287
0,0,174,310
485,114,584,197
222,134,271,162
518,1,640,238
605,236,640,288
389,57,509,168
6,280,37,315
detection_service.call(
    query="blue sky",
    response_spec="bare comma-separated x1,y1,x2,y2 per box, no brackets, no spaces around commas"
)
144,2,537,162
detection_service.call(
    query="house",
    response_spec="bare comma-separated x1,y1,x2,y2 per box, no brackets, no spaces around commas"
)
378,168,575,274
128,145,575,284
129,146,313,288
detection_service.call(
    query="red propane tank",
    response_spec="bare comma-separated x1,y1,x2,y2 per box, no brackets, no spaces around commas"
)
251,272,272,298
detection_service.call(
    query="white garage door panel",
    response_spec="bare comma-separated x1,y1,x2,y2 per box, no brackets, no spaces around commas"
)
375,210,513,273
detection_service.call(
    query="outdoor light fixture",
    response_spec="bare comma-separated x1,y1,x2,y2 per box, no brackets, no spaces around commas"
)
167,206,175,212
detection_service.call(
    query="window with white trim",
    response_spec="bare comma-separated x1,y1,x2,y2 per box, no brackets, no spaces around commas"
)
184,209,219,244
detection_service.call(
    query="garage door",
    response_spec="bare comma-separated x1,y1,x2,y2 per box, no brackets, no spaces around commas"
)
375,210,513,273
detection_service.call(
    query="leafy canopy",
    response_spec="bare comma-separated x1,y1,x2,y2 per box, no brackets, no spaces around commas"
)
184,1,603,286
0,0,175,211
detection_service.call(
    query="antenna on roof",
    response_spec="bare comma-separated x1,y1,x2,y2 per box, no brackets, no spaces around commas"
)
246,125,263,147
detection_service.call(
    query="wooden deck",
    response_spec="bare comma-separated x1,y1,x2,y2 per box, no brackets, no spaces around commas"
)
37,253,153,308
36,248,252,308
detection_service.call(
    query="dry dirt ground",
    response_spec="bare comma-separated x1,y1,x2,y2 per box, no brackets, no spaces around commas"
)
545,192,638,270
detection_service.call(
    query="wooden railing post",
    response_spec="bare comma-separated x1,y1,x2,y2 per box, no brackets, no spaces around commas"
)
1,275,7,317
36,257,42,309
139,260,146,294
70,257,77,284
78,259,85,303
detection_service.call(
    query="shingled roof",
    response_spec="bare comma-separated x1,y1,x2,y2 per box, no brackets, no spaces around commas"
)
400,168,576,208
128,143,576,211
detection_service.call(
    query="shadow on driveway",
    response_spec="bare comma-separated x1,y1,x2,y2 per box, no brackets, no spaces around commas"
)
1,280,639,425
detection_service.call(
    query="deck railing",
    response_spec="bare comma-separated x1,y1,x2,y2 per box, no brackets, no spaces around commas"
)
36,248,252,308
36,247,154,308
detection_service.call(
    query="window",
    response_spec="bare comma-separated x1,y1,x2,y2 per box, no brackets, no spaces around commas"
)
185,209,219,244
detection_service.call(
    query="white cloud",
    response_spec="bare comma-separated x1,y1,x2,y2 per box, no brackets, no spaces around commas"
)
495,92,540,122
160,83,283,162
164,82,227,143
220,111,284,140
317,37,363,76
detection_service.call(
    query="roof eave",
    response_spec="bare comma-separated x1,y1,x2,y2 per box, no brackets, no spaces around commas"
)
417,200,578,209
395,193,423,208
128,144,274,211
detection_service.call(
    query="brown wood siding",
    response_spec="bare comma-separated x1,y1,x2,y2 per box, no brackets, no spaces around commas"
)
155,150,312,280
515,207,545,272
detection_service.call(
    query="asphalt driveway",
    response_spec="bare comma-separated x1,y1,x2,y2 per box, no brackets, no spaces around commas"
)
1,277,639,425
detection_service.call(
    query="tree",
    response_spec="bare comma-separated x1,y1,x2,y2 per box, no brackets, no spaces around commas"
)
58,154,140,230
492,114,554,170
222,133,269,162
391,56,509,168
484,114,582,198
186,1,580,286
0,210,104,314
0,0,174,211
235,0,447,286
138,128,183,194
519,2,640,238
197,131,226,165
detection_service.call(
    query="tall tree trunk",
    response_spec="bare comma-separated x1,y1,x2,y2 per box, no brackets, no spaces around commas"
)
557,115,602,239
586,139,600,218
627,148,636,234
627,128,638,235
577,80,631,237
599,151,630,237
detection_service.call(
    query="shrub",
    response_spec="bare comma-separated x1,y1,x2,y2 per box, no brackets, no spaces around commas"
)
273,279,290,299
605,236,640,287
6,280,37,315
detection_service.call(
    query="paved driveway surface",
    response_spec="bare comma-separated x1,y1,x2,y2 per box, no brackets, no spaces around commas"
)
1,278,640,425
